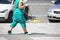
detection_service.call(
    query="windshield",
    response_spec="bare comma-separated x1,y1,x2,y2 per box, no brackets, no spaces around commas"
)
0,0,12,4
54,0,60,4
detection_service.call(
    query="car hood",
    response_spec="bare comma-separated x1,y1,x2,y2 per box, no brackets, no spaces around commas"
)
0,4,12,11
49,4,60,10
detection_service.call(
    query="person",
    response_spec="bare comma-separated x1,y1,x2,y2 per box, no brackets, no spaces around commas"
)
8,0,28,34
14,0,29,20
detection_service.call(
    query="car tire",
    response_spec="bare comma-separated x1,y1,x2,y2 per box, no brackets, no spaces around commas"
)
7,11,13,23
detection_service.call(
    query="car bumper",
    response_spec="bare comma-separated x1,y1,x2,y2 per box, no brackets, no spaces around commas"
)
47,13,60,20
0,17,6,21
0,13,8,21
48,16,60,20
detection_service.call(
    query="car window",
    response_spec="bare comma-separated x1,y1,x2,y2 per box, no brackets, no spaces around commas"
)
0,0,12,4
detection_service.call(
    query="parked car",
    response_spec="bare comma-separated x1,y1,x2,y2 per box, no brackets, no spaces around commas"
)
0,0,14,22
47,0,60,22
0,0,29,22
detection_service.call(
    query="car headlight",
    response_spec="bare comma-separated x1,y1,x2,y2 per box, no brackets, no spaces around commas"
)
0,9,8,13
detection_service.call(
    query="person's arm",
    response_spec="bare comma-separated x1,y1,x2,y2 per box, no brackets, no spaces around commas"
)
18,0,25,9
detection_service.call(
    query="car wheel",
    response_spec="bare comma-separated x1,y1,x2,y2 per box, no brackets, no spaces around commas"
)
7,11,13,23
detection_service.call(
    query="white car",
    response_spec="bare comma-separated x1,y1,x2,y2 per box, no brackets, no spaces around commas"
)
47,0,60,22
0,0,29,22
0,0,14,22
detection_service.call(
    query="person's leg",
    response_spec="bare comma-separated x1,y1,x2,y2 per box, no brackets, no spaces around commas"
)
8,20,17,34
22,27,28,34
8,26,13,32
19,21,28,34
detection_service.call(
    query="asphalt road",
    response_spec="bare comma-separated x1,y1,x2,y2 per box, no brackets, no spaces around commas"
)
26,2,51,23
0,23,60,40
0,0,60,40
0,34,60,40
29,0,53,3
27,0,60,23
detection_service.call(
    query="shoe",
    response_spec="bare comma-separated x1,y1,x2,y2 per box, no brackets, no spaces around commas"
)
8,30,12,34
24,32,32,35
24,32,28,34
